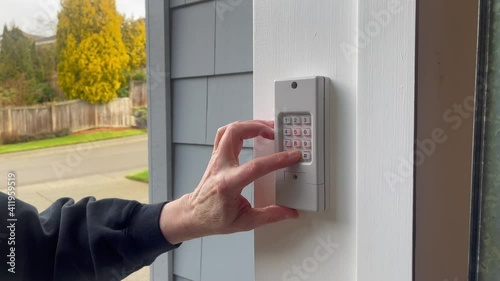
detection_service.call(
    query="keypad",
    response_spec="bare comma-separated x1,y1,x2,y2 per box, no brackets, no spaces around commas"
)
282,114,312,162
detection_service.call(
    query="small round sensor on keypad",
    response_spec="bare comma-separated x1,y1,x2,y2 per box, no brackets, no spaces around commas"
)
291,82,298,89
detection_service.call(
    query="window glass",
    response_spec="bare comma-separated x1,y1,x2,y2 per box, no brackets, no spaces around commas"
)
476,1,500,280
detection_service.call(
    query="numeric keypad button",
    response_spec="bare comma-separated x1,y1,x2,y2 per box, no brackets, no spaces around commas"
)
293,128,302,136
303,140,311,148
284,139,292,148
293,139,302,148
302,151,311,161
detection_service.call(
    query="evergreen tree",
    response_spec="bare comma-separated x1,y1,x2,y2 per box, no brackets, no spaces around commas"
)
122,17,146,70
0,25,37,82
57,0,129,104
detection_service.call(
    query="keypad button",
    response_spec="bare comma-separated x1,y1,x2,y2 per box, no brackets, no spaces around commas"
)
293,139,302,148
281,114,312,161
302,151,311,161
303,140,311,148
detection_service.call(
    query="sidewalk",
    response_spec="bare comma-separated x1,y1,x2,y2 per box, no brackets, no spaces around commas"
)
0,169,151,281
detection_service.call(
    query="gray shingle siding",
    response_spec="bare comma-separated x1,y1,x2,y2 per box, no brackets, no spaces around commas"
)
169,1,254,280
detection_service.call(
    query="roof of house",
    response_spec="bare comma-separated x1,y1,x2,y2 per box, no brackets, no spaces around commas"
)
22,31,46,42
35,35,56,46
0,31,56,47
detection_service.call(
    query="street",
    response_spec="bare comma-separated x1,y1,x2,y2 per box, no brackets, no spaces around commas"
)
0,135,148,187
0,135,151,281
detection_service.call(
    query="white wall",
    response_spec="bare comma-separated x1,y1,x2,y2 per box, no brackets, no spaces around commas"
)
253,1,416,280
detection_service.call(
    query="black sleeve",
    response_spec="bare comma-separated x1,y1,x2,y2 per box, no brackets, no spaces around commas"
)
0,193,180,281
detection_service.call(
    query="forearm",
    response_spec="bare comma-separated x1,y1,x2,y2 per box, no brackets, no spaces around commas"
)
0,193,179,281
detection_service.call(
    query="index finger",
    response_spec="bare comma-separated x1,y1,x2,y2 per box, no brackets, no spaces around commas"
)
227,150,302,190
214,120,274,151
218,121,276,158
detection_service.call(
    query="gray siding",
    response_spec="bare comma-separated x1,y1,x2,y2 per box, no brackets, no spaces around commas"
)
215,0,253,74
206,74,253,146
171,2,215,78
169,1,254,281
174,275,194,281
172,78,208,145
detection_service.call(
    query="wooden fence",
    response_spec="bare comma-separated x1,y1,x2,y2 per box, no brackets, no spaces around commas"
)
129,80,147,107
0,98,133,138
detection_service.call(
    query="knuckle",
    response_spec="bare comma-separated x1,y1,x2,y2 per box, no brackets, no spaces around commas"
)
227,121,240,132
225,123,238,135
214,174,231,194
216,126,226,137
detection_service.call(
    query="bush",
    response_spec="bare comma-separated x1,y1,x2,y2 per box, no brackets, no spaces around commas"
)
117,68,146,98
132,106,147,129
128,68,146,81
2,133,15,144
33,82,56,104
55,128,71,137
1,129,71,145
0,75,39,106
117,85,129,97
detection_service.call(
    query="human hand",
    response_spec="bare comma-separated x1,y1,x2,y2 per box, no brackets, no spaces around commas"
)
160,120,302,244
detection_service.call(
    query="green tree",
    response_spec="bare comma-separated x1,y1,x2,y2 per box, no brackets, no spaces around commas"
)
57,0,129,104
35,43,57,82
0,25,37,82
0,25,54,106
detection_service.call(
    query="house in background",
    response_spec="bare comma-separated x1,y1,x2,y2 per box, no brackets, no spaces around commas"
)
34,34,56,46
0,31,55,49
4,30,56,46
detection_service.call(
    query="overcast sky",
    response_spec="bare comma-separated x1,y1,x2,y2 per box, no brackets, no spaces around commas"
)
0,0,146,36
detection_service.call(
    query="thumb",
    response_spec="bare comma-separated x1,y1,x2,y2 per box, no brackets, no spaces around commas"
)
238,205,299,230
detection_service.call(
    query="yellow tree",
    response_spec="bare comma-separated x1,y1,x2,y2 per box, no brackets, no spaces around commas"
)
57,0,129,104
122,17,146,70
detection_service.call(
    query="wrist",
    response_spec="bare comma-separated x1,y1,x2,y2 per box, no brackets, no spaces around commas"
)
159,194,196,244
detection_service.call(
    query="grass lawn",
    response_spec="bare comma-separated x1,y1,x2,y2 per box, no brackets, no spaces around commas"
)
0,129,146,154
126,170,149,183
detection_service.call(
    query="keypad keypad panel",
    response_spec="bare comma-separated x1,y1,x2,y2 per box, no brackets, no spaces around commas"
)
282,114,312,162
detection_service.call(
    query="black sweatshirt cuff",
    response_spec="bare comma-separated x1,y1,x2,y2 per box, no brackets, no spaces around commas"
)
127,201,181,264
